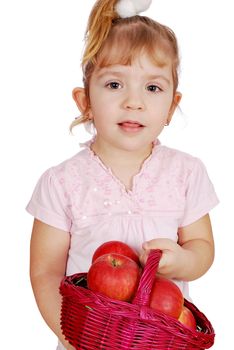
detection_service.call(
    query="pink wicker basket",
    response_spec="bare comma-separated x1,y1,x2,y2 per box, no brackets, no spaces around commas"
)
60,249,215,349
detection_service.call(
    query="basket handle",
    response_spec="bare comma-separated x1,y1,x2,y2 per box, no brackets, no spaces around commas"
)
132,249,162,306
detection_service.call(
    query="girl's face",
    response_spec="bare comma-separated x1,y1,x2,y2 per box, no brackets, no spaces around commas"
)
76,53,181,156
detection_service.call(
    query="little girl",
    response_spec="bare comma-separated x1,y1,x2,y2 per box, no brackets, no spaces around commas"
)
27,1,219,349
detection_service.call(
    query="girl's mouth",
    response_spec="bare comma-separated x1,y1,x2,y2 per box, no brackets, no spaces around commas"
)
118,121,144,132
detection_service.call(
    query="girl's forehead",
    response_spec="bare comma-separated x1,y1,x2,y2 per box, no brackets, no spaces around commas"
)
93,54,173,79
95,45,173,71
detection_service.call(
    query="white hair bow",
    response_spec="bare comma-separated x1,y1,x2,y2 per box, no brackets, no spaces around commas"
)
115,0,152,18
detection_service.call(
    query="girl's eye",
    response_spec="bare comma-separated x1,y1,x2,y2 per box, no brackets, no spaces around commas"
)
106,82,121,89
147,85,162,93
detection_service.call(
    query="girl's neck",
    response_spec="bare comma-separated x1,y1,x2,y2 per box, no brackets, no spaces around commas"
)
91,137,154,191
91,137,153,169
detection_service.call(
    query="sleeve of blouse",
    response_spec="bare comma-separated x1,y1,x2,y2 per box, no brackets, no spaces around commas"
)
26,168,72,232
179,158,219,227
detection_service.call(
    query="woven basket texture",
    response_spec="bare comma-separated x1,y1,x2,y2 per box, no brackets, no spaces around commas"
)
60,249,215,349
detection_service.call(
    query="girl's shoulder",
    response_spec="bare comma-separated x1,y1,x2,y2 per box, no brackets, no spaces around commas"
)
30,148,93,200
49,147,91,179
154,143,205,172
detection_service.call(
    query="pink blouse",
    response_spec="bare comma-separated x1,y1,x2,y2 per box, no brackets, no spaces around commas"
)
26,139,219,296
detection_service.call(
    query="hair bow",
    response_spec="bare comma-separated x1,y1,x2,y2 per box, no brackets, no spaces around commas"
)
115,0,152,18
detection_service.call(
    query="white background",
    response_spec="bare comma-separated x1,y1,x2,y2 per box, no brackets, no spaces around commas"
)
0,0,233,349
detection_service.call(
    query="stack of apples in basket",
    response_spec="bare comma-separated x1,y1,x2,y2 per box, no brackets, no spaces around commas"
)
87,240,197,330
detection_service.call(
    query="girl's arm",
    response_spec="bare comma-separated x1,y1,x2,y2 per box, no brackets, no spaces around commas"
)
140,214,214,281
30,219,75,350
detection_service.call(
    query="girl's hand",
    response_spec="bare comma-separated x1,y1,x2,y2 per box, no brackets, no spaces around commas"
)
65,344,76,350
139,238,185,279
139,215,215,281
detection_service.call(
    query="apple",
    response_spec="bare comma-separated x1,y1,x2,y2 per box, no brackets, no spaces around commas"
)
149,276,184,319
92,240,140,265
178,305,197,330
87,253,141,301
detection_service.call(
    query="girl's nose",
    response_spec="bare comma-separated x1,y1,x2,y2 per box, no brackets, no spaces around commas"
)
123,90,145,111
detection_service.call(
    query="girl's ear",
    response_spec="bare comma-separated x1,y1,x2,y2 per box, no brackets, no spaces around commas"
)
167,92,182,124
72,87,90,114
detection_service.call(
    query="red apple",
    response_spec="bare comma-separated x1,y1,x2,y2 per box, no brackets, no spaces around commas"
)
149,276,184,319
87,253,141,301
178,305,197,330
92,240,140,265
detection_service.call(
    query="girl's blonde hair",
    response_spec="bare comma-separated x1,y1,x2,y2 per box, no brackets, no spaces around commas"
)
70,0,180,130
